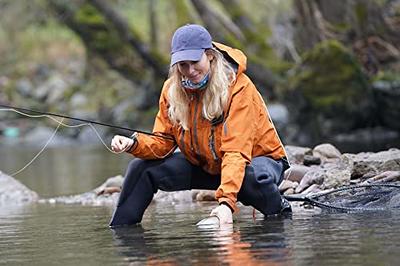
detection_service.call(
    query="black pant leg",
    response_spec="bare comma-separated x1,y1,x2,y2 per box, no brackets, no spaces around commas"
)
109,152,195,227
238,156,285,215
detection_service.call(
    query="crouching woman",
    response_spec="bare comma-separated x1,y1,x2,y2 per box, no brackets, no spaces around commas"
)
110,24,290,227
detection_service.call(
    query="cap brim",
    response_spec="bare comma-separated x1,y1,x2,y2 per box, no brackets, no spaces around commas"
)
170,49,205,66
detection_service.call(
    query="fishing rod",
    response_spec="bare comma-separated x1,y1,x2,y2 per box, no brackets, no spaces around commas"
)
0,103,173,140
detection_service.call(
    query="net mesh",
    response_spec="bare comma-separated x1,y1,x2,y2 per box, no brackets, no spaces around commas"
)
304,183,400,212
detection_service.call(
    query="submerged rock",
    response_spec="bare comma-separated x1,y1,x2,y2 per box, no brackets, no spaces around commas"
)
0,171,39,205
41,176,123,206
39,191,119,206
40,175,214,206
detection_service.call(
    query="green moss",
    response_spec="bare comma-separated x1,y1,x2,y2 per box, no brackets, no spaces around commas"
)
288,40,369,110
354,3,368,26
173,0,193,26
73,4,121,51
330,22,352,33
372,70,400,82
74,4,106,25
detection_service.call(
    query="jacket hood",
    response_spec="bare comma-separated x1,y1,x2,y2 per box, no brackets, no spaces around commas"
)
212,42,247,75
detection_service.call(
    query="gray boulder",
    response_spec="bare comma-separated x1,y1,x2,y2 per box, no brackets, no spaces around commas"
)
285,145,312,164
313,143,342,160
0,171,39,205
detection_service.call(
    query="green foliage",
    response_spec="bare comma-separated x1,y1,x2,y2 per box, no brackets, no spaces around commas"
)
172,0,194,26
354,3,368,26
373,70,400,82
329,22,352,33
74,4,122,51
288,40,369,109
75,4,106,25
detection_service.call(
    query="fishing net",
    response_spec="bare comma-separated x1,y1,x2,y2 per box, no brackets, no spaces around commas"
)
284,183,400,212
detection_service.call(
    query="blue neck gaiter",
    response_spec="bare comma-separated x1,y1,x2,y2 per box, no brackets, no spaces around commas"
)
181,72,210,90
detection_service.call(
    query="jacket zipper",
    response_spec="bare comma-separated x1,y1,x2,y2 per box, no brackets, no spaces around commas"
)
209,125,219,161
191,94,201,158
180,128,185,153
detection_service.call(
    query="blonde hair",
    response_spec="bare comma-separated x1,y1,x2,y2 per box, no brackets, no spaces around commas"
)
167,49,236,130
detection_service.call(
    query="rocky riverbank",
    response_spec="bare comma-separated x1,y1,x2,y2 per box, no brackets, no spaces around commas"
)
1,144,400,209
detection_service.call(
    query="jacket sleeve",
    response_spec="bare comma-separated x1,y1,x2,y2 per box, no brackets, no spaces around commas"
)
216,81,256,212
128,83,177,159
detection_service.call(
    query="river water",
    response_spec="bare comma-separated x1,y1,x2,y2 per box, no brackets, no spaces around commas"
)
0,145,399,265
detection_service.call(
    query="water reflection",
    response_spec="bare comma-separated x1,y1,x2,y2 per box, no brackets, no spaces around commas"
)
1,201,400,265
111,214,293,265
111,226,150,264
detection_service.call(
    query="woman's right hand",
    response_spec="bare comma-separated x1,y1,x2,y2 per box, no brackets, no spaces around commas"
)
111,135,135,153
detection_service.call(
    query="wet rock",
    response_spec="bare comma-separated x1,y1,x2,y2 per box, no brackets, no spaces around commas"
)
283,188,295,195
295,170,325,193
0,170,39,205
303,155,321,166
193,190,215,201
295,154,352,193
279,180,299,192
40,191,119,206
301,184,322,196
361,171,400,184
313,143,341,160
284,164,311,182
41,175,124,206
37,147,400,208
285,145,312,164
319,157,352,189
346,148,400,178
153,191,193,203
94,175,124,195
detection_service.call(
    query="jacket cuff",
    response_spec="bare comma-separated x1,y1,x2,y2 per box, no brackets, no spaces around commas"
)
126,133,139,154
126,140,138,154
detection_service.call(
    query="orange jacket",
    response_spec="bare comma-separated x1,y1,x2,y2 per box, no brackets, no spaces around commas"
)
129,42,286,212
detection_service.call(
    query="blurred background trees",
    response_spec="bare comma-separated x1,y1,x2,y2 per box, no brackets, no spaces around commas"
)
0,0,399,151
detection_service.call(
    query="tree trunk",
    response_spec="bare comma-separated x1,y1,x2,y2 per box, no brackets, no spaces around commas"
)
88,0,168,77
149,0,158,50
293,0,331,52
189,0,228,42
172,0,196,26
218,0,254,35
48,0,168,109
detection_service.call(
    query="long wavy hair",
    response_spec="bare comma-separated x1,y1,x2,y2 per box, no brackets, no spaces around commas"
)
167,48,236,130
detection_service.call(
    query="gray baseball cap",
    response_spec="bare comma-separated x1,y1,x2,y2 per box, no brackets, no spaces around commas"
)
170,24,212,66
